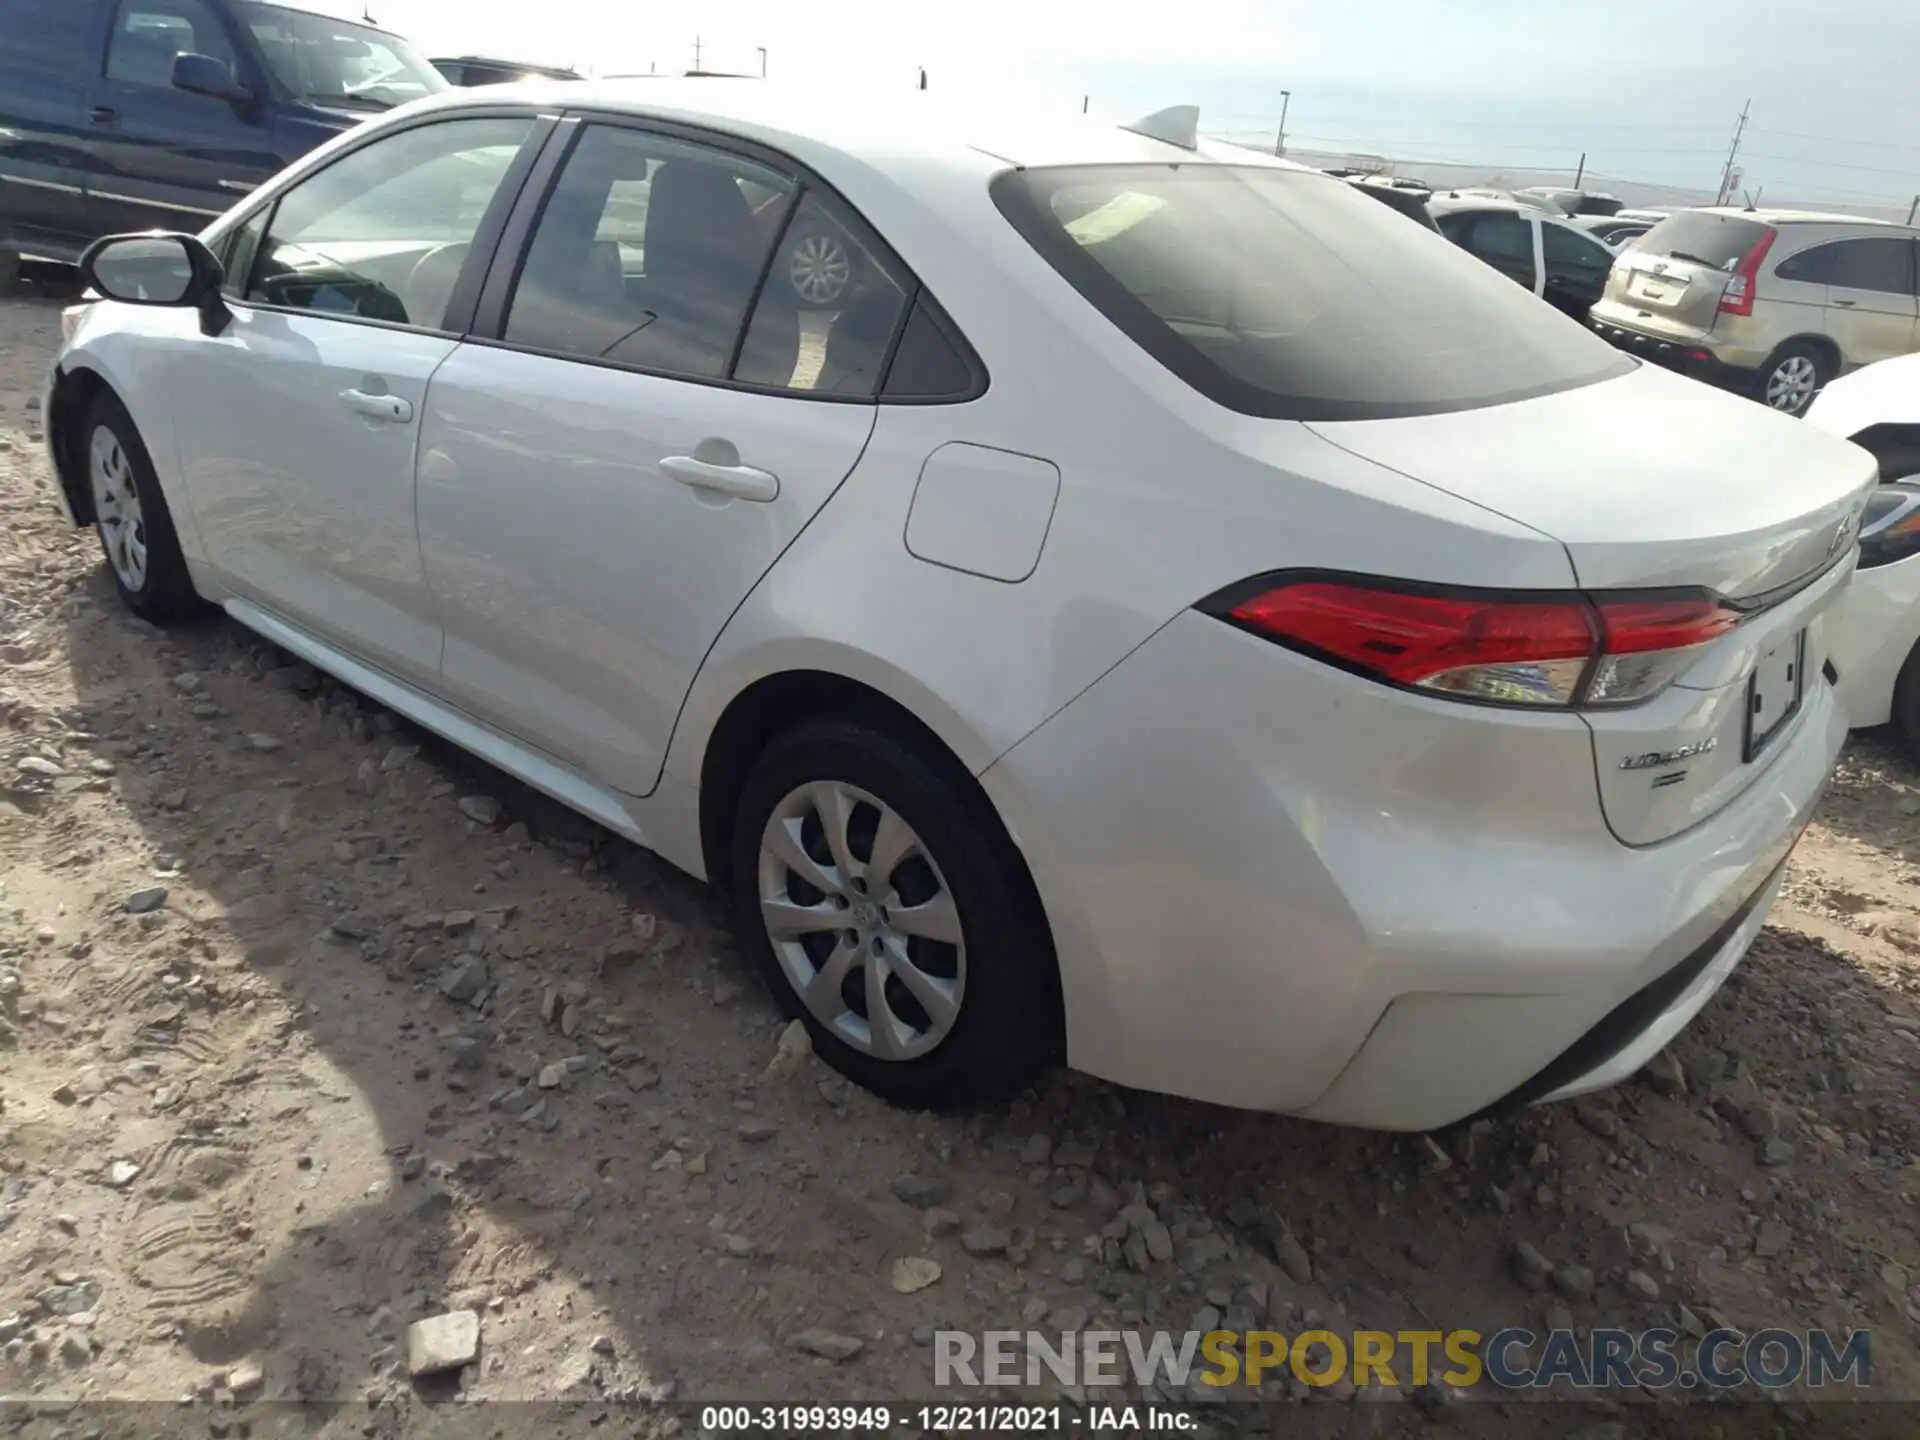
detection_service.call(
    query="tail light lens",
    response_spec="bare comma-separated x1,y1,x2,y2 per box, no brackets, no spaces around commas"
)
1202,575,1745,709
1717,226,1778,317
1858,484,1920,570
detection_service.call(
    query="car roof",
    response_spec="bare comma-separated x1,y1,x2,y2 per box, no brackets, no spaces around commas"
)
254,0,404,33
397,79,1320,176
1687,205,1914,229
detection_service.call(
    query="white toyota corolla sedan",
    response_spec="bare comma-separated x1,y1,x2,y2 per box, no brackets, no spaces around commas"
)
42,82,1874,1131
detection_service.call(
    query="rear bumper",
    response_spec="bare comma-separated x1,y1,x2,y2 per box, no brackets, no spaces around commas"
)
982,609,1844,1130
1591,319,1758,391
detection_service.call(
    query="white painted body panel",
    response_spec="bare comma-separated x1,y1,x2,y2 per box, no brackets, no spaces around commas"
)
414,343,876,796
1806,357,1920,729
1823,551,1920,729
172,306,458,682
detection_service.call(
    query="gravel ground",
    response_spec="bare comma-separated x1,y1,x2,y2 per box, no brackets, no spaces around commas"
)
2,289,1918,1437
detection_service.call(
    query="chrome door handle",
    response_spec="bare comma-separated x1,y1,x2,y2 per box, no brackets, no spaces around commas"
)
340,388,413,423
659,454,779,502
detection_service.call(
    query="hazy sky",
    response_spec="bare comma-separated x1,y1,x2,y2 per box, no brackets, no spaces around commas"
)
358,0,1920,208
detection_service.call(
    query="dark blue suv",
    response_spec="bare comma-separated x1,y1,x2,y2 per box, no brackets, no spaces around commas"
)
1,0,446,279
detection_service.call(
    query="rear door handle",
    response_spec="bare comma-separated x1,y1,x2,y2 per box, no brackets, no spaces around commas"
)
340,388,413,423
89,105,118,125
1831,298,1857,307
659,454,779,502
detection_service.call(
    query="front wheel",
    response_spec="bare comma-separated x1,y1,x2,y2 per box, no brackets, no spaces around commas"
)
729,716,1062,1107
83,391,203,624
1756,342,1831,417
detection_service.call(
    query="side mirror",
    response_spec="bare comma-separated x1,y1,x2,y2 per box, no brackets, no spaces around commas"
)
171,52,251,104
78,232,233,336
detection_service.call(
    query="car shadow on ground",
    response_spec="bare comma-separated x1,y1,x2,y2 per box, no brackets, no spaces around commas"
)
43,554,1920,1431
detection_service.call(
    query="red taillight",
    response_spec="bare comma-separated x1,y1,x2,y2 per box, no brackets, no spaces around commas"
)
1717,226,1777,317
1206,576,1743,709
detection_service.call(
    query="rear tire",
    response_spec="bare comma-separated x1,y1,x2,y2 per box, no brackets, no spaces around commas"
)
1755,341,1831,417
728,715,1062,1107
83,391,203,625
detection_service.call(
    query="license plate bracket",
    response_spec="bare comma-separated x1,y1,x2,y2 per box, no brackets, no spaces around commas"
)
1743,630,1807,763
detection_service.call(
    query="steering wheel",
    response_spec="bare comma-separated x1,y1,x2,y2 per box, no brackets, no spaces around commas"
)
400,243,470,331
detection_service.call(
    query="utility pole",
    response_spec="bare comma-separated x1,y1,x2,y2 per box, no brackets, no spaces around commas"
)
756,47,767,77
918,67,927,90
1907,194,1918,225
692,35,702,71
1272,90,1291,157
1082,94,1088,113
1715,100,1750,206
1573,151,1586,187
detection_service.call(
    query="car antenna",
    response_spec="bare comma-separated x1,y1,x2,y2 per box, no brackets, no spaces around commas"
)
1122,105,1199,151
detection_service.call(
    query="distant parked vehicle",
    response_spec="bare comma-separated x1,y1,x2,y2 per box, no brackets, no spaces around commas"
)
1430,194,1619,322
1805,354,1920,755
1590,207,1920,417
1517,186,1624,217
0,0,446,275
1577,210,1669,248
1339,174,1440,233
431,56,582,86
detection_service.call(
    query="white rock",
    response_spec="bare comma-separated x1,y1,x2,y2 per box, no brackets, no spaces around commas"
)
405,1310,481,1377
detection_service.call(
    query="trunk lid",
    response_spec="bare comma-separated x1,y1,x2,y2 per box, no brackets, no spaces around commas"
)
1307,361,1875,844
1594,210,1775,340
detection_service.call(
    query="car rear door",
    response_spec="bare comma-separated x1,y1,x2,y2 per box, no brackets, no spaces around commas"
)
83,0,282,236
414,116,912,797
1436,209,1540,293
0,0,102,260
1817,236,1919,369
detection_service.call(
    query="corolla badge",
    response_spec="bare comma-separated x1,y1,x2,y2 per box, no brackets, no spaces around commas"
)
1619,738,1717,771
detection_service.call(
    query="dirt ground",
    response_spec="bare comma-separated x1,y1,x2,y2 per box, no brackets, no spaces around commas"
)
2,287,1918,1438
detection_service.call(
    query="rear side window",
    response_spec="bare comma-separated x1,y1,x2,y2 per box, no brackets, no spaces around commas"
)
994,165,1630,422
1634,210,1773,272
1824,237,1915,296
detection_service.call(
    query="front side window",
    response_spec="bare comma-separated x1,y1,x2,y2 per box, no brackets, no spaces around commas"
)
237,2,446,111
1825,237,1915,296
242,117,534,328
1542,222,1614,275
995,165,1630,421
105,0,236,87
1454,212,1535,267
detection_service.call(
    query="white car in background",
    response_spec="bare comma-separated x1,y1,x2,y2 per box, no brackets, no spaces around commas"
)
1806,353,1920,755
43,82,1873,1131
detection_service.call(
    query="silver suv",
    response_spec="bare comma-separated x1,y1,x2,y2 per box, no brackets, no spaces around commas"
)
1589,208,1920,416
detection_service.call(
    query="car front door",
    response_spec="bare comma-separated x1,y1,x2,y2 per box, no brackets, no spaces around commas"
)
1540,219,1616,321
164,111,543,682
0,0,103,260
1819,236,1919,370
84,0,284,236
415,118,913,796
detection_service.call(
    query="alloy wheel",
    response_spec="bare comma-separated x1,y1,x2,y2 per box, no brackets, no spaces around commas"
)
788,232,852,307
1765,355,1819,413
89,424,148,592
757,779,965,1060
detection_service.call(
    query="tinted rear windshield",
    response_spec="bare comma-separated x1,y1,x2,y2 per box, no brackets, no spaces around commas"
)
1632,211,1773,272
992,164,1632,422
